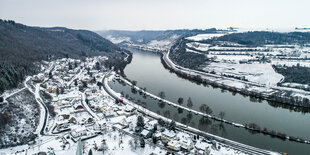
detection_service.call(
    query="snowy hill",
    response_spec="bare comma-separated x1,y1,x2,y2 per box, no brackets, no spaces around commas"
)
97,29,220,51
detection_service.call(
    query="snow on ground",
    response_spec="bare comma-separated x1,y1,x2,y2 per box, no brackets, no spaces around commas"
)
212,55,255,62
209,46,266,51
1,55,279,155
148,40,171,48
281,83,309,90
186,42,211,51
1,89,40,148
106,35,131,44
186,48,205,55
186,33,226,41
34,84,47,136
94,129,167,155
204,63,284,86
235,27,301,33
147,35,179,49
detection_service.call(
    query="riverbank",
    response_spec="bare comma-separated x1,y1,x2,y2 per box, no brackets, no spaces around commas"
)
162,49,310,109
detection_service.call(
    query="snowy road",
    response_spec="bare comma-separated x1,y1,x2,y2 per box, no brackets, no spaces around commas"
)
80,92,100,121
34,83,49,136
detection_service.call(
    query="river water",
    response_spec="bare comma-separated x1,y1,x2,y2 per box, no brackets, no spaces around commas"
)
109,48,310,154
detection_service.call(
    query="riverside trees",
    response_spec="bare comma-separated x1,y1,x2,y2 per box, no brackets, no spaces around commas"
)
199,104,213,115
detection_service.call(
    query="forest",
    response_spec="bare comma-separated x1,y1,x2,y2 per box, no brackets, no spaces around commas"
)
202,31,310,46
0,19,128,94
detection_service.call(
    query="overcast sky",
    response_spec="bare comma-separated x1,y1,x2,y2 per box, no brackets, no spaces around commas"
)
0,0,309,31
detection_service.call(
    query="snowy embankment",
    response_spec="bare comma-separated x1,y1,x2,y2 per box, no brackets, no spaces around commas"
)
103,71,278,155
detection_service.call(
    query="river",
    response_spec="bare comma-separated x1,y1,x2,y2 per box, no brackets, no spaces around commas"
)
109,47,310,154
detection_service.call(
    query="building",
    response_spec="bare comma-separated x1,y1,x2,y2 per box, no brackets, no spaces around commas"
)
167,140,181,151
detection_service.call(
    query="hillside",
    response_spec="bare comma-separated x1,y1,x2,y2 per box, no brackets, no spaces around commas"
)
0,20,128,94
203,31,310,46
97,29,220,51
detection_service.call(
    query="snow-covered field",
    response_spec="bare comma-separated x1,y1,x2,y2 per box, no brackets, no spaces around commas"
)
212,55,255,62
204,63,284,86
186,42,210,51
186,48,205,55
186,33,226,41
106,35,131,44
182,31,310,93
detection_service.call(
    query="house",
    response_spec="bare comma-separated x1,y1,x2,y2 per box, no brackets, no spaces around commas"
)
85,117,95,125
103,108,115,118
177,132,194,151
124,105,135,112
99,106,105,112
70,127,87,138
69,117,77,124
73,104,84,111
151,147,167,155
195,141,212,152
95,119,106,130
61,114,70,120
145,120,158,130
135,126,143,133
161,130,176,142
58,100,70,106
167,140,181,151
56,122,70,132
32,73,45,82
113,123,124,129
140,129,151,138
47,86,58,93
116,110,130,116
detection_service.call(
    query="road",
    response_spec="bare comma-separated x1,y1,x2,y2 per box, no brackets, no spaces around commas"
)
80,92,100,121
34,83,49,136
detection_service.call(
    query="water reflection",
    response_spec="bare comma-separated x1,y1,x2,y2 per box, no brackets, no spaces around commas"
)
198,117,212,130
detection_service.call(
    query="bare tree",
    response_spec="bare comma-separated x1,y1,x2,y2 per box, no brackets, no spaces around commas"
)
199,104,213,115
219,111,225,119
177,97,184,105
187,97,193,108
158,91,166,99
132,80,137,86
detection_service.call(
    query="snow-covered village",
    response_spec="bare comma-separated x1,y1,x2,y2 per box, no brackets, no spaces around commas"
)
2,1,310,155
0,56,261,155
